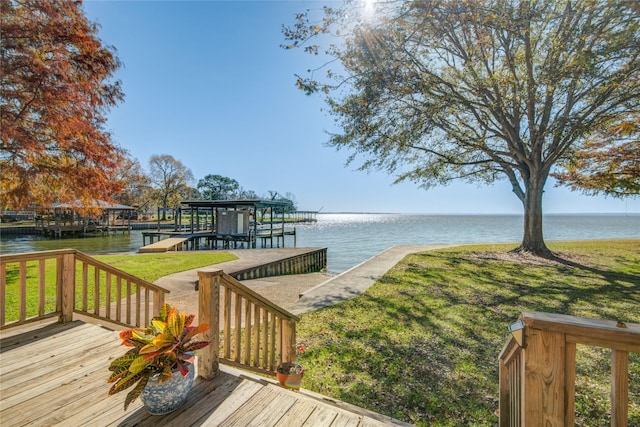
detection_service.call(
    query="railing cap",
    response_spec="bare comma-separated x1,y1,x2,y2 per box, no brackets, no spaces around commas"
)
522,310,639,334
499,311,640,360
521,310,640,350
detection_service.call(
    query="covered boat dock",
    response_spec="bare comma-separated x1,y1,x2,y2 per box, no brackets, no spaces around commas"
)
35,200,136,237
140,199,297,252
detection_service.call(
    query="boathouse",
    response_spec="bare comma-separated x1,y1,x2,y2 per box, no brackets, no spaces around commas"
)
140,199,297,252
35,200,135,237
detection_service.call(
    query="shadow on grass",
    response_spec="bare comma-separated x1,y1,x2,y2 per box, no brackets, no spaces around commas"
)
297,244,640,426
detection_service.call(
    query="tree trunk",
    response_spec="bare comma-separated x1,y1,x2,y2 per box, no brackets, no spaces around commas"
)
514,177,553,257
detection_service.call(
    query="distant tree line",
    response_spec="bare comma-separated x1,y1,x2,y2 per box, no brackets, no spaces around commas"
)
114,153,297,217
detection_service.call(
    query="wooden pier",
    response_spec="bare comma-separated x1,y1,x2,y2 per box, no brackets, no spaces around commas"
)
138,236,190,253
39,224,131,238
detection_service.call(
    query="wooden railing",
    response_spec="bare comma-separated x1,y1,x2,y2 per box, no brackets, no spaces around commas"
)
2,250,297,379
498,311,639,427
197,268,299,379
0,249,169,329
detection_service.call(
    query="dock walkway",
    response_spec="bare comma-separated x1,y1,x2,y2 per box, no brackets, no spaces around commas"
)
140,226,296,252
138,236,190,253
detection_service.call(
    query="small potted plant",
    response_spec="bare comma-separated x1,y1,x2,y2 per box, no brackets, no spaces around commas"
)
276,347,305,390
107,303,211,414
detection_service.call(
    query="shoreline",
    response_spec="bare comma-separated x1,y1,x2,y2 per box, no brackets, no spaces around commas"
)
2,213,639,275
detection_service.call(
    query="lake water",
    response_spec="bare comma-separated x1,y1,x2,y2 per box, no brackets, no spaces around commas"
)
1,213,638,274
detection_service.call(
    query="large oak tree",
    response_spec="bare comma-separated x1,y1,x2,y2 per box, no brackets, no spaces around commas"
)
1,0,124,210
197,174,241,200
284,0,640,256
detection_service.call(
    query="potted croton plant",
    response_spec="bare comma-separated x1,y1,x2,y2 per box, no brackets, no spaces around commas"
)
107,303,211,414
276,347,305,390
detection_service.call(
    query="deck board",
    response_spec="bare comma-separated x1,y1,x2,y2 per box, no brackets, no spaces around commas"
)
194,380,268,426
217,386,287,427
274,398,319,426
0,321,412,427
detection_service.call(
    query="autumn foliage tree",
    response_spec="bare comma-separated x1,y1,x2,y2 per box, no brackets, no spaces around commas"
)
553,115,640,198
110,155,152,209
284,0,640,256
0,0,124,210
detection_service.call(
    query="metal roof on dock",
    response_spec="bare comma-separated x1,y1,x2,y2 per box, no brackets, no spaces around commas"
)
180,199,293,209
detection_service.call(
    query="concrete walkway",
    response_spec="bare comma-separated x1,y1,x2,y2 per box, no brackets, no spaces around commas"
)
153,248,325,293
287,244,452,315
153,248,328,317
154,245,452,317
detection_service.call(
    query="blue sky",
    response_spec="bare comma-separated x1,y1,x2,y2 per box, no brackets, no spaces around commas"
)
83,0,638,214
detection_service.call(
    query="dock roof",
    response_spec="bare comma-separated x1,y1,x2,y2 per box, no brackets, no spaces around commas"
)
180,199,293,210
46,200,135,210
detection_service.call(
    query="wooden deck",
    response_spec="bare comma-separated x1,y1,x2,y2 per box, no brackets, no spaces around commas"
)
0,321,412,427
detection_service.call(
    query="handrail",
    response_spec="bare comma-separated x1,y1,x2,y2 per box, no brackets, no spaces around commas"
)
498,311,640,427
2,250,297,379
73,251,169,327
0,248,76,263
197,268,299,379
0,249,169,329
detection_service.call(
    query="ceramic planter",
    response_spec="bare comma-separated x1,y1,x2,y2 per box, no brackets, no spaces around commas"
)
140,361,195,415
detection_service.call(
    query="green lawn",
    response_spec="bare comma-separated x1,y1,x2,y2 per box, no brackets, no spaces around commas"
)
92,252,237,282
3,252,237,322
295,240,640,426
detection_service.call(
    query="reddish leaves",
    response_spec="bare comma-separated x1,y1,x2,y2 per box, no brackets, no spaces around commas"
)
553,118,640,198
1,0,125,209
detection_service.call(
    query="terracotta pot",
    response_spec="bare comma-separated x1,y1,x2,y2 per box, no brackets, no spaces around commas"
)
276,371,304,390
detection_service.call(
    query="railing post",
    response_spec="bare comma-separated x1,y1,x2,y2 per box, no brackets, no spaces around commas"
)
498,356,510,427
611,349,629,427
281,318,297,363
523,328,566,424
59,252,76,323
564,342,577,427
500,311,639,427
152,289,165,318
198,269,221,379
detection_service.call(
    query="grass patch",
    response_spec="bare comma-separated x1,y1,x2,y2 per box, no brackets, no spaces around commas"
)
92,252,237,282
296,240,640,426
3,252,237,321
